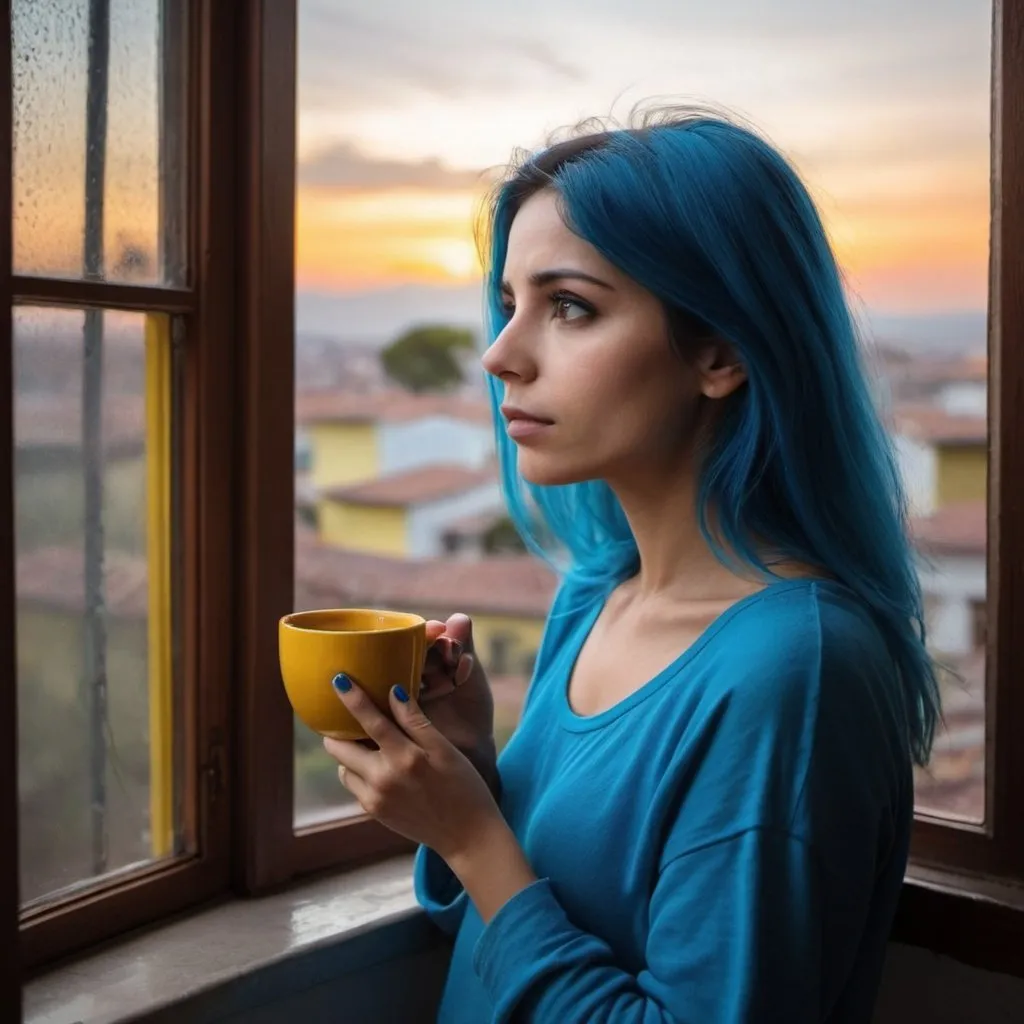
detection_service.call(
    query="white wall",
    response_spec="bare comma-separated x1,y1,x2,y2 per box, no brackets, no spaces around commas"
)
894,434,937,517
938,381,987,418
407,483,504,558
379,417,493,476
916,553,986,656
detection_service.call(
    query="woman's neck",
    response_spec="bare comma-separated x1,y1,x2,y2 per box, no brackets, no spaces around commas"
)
609,461,763,602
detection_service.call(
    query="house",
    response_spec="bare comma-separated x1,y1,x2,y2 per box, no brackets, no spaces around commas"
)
912,500,987,657
296,390,494,491
883,353,987,409
891,404,987,517
316,463,503,557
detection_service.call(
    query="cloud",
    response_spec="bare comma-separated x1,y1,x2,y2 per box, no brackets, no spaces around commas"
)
297,0,586,114
494,38,586,84
298,142,492,191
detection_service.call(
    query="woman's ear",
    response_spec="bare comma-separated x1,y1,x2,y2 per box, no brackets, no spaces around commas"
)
695,339,747,399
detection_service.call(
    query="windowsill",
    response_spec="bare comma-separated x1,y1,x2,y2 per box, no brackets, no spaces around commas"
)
894,865,1024,980
23,855,445,1024
23,857,1024,1023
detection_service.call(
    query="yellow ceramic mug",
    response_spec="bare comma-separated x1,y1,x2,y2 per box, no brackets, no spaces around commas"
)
279,608,427,741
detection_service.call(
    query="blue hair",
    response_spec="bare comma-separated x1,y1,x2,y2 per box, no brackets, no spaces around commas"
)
482,111,940,766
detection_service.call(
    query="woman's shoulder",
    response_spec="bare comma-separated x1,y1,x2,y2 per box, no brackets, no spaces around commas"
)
716,577,890,672
662,579,910,859
700,578,899,734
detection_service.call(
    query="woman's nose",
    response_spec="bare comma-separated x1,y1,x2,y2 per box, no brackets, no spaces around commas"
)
482,324,537,382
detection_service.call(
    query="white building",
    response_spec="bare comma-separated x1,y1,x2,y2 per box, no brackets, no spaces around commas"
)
912,501,986,657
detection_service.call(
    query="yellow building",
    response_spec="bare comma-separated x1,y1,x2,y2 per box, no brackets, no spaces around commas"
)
296,390,493,493
318,463,500,557
893,405,987,514
935,442,987,507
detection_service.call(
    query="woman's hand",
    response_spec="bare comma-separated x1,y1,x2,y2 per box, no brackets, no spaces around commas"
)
323,675,503,862
420,614,500,797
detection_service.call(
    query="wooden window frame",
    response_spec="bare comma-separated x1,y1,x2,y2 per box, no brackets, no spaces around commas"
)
2,0,19,1013
884,0,1024,976
906,0,1024,883
5,0,242,972
234,0,413,895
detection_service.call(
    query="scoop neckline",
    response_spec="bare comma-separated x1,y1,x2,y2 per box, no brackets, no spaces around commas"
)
556,577,833,733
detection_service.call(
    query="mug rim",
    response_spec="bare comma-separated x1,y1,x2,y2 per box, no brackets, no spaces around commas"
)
280,607,426,635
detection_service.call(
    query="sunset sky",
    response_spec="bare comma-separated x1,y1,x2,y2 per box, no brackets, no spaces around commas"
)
11,0,993,322
295,0,992,316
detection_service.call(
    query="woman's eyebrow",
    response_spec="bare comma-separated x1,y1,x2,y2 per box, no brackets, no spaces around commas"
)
501,268,616,292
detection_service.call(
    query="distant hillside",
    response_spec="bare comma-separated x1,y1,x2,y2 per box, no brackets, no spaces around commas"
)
298,286,989,359
297,284,485,347
860,310,988,358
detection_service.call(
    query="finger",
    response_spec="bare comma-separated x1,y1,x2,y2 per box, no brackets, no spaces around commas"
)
332,673,406,751
424,637,462,673
425,620,447,643
454,652,475,686
334,761,374,810
419,678,455,704
420,651,475,704
322,735,377,777
444,613,475,653
390,684,449,750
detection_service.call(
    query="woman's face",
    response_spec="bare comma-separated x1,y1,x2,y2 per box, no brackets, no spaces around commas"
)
482,189,743,488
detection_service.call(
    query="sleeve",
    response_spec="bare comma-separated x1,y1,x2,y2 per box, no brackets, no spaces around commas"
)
472,826,824,1024
414,570,606,937
413,843,468,939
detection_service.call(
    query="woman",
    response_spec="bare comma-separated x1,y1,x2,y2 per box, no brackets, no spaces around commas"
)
323,110,939,1023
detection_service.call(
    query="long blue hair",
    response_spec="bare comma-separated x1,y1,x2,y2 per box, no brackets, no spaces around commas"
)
481,110,939,766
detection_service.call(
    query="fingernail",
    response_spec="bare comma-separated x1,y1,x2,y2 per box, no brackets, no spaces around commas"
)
393,685,410,703
332,673,352,694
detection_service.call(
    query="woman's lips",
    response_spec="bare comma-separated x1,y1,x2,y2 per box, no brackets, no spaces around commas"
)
506,417,553,441
501,405,554,442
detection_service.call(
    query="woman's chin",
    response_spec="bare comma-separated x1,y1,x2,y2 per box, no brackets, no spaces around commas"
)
516,452,599,488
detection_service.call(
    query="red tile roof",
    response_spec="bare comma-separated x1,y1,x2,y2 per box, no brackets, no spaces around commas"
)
899,354,988,386
294,534,556,618
321,463,497,507
911,500,986,556
891,404,987,446
297,389,492,428
17,535,557,621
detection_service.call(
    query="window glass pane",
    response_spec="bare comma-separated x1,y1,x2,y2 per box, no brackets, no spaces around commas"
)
13,0,188,284
15,305,184,908
293,0,990,827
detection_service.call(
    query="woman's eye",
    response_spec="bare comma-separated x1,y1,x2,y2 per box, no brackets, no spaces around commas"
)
553,295,593,321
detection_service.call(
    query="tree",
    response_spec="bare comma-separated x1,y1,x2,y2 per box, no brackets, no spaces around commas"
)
380,325,476,393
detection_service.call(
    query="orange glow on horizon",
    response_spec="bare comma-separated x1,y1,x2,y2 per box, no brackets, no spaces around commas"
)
296,185,485,290
296,180,990,312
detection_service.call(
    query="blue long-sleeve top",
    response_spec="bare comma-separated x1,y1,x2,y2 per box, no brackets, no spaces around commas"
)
415,576,913,1023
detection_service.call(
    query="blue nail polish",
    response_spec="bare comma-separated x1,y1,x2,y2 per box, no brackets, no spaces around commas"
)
393,685,410,703
332,673,352,693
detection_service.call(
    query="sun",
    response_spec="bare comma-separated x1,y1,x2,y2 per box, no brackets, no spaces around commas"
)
428,238,482,280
